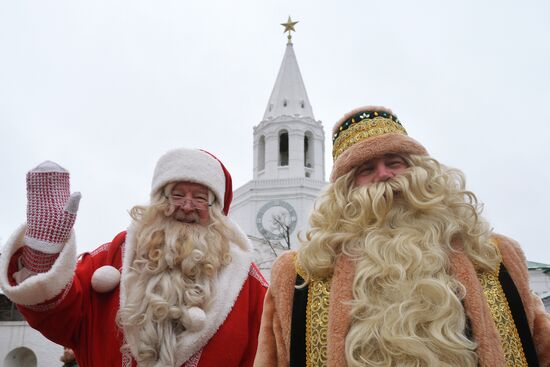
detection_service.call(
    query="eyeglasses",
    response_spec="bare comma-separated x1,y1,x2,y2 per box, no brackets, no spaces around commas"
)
166,194,212,210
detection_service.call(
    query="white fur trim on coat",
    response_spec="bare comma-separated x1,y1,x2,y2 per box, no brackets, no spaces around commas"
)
0,224,77,306
119,218,253,366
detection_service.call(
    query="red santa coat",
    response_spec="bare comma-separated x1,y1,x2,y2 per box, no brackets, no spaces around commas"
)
0,222,268,367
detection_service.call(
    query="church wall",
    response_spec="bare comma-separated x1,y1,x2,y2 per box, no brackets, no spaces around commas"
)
263,133,278,179
231,181,326,251
288,130,304,177
0,321,62,367
313,130,325,181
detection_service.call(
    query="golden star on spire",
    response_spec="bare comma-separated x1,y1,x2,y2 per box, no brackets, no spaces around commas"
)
281,16,298,44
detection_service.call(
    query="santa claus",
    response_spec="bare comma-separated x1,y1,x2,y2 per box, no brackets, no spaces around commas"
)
254,106,550,367
0,148,267,367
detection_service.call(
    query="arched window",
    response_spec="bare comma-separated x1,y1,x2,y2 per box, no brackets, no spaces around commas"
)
4,347,37,367
258,136,265,171
304,131,314,169
279,130,289,166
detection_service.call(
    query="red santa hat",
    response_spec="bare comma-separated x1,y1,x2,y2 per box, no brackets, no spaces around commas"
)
151,148,233,215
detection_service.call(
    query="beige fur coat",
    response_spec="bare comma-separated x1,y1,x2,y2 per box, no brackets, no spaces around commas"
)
253,235,550,367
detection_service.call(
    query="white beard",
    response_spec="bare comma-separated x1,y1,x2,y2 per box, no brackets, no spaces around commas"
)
117,216,230,367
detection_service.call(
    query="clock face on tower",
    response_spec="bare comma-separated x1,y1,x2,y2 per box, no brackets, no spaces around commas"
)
256,200,298,240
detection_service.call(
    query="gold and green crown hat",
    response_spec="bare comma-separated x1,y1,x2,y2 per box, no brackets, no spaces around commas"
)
330,105,428,181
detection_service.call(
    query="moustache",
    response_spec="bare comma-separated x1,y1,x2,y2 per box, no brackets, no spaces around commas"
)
345,174,413,226
164,205,201,224
346,166,446,226
352,174,409,202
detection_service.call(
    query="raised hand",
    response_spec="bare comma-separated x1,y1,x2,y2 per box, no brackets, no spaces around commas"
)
22,161,81,273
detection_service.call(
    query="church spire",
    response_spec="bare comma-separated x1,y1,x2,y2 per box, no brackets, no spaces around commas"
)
263,17,314,120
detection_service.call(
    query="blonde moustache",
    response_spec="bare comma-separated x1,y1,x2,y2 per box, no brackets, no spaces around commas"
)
344,166,452,228
344,173,409,227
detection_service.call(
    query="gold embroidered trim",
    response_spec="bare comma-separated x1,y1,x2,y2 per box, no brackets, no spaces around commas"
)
295,260,331,367
332,116,407,160
305,277,330,367
478,259,528,366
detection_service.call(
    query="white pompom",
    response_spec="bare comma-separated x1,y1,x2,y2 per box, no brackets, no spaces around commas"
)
91,265,121,293
185,307,206,332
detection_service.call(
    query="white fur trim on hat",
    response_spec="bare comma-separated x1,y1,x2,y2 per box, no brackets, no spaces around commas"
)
91,265,121,293
151,148,225,204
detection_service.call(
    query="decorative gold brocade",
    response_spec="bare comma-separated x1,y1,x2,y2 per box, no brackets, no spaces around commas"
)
332,116,407,160
296,262,331,367
478,260,528,366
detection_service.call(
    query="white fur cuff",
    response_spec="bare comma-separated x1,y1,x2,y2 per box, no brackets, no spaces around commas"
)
0,224,77,306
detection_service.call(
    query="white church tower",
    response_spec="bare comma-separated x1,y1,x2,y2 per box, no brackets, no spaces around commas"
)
230,18,326,255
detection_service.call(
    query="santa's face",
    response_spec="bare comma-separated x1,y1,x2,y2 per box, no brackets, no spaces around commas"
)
167,181,211,226
354,154,409,187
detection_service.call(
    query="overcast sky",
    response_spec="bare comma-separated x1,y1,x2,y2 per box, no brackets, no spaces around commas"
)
1,0,549,264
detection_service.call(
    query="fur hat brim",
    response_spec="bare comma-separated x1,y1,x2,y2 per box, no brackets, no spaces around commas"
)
151,148,232,214
330,133,428,182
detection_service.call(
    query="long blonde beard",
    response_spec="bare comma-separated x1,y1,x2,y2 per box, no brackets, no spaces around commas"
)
298,155,499,367
117,203,232,367
344,187,477,366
